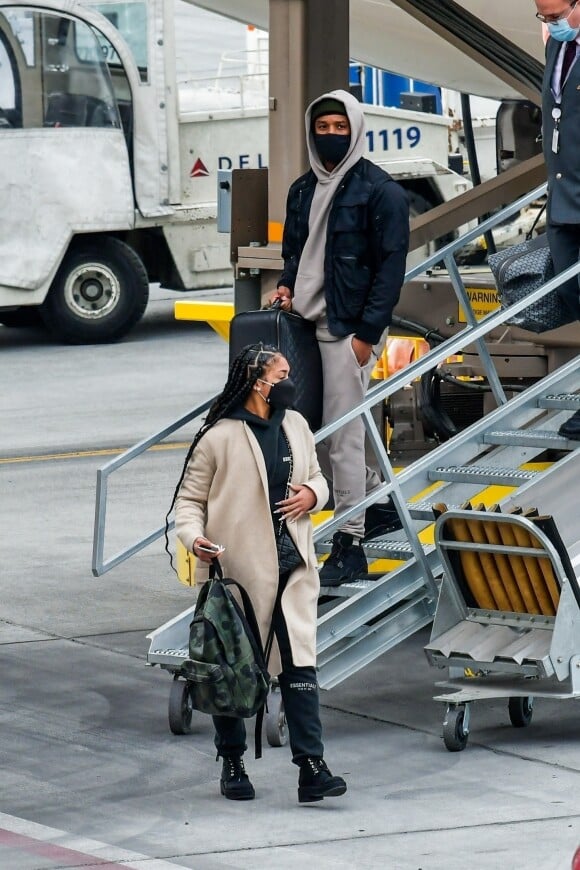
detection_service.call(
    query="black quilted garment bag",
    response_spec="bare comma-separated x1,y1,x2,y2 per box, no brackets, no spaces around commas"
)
229,305,323,431
488,203,576,334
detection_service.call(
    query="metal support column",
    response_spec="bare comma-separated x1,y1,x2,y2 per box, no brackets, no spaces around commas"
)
266,0,349,275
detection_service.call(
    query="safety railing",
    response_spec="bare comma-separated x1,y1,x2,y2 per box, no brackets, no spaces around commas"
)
92,398,212,576
177,50,269,113
92,180,580,579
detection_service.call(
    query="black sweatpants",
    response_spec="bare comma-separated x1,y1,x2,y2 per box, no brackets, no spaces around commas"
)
546,222,580,320
213,574,324,765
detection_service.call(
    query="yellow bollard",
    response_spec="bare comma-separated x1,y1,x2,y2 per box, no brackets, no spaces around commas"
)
176,538,196,586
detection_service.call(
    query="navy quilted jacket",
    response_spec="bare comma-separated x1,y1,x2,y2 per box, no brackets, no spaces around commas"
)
278,157,409,345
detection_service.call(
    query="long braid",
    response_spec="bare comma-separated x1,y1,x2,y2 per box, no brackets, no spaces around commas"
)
164,343,280,572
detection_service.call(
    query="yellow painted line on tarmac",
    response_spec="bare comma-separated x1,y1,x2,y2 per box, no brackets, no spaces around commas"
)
0,442,192,465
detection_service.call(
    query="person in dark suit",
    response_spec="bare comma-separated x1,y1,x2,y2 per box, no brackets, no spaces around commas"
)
536,0,580,439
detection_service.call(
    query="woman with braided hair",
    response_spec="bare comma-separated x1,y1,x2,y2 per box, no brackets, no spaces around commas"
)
171,343,347,804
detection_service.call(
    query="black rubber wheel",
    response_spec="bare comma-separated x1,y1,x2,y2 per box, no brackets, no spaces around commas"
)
168,678,193,735
443,705,469,752
40,236,149,344
508,696,534,728
265,687,288,747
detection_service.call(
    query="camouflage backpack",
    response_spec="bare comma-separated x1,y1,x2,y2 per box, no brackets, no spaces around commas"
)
182,559,271,734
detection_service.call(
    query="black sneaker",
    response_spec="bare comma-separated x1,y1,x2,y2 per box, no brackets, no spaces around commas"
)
559,409,580,441
298,757,347,803
319,532,368,587
220,755,255,801
363,499,403,541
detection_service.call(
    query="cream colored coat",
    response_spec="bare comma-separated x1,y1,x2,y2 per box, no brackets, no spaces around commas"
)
174,410,329,672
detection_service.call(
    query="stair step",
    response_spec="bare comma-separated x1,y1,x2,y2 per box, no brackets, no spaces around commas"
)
484,428,573,448
408,499,461,520
538,392,580,410
428,464,538,485
365,538,434,557
319,576,390,597
317,538,432,560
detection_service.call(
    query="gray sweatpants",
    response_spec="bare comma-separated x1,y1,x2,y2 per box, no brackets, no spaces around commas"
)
317,332,387,539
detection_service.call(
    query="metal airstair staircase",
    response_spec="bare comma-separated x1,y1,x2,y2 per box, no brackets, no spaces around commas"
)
314,361,580,689
93,181,580,695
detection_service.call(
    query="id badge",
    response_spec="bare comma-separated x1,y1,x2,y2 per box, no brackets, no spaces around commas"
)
552,106,562,154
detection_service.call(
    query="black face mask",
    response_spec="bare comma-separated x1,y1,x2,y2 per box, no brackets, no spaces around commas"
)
314,133,351,167
261,377,296,410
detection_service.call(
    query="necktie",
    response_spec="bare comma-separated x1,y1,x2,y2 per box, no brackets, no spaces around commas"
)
560,41,577,89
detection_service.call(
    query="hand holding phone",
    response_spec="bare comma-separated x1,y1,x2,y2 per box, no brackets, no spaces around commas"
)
193,537,225,563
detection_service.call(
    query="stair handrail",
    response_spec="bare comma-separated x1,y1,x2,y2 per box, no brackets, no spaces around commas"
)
92,397,214,576
93,180,580,581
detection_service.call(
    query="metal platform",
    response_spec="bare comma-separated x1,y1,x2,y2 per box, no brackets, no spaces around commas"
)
423,470,580,750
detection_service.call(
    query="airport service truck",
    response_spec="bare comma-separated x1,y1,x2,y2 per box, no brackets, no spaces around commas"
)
0,0,470,342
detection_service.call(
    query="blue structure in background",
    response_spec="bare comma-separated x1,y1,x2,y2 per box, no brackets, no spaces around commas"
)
349,63,442,114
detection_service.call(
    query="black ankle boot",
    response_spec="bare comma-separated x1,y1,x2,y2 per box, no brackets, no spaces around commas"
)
220,755,255,800
298,757,347,803
319,532,368,586
559,408,580,440
363,499,403,541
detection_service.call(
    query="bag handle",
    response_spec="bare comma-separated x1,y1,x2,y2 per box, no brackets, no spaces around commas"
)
260,297,283,311
526,200,547,241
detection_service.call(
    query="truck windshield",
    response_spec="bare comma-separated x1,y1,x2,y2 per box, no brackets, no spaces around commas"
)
0,7,120,129
83,1,148,82
0,30,18,127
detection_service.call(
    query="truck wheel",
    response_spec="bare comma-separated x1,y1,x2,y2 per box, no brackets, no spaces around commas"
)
40,237,149,344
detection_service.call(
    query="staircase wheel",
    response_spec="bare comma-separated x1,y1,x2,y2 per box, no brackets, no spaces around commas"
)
443,704,469,752
508,696,534,728
265,687,287,747
168,677,193,735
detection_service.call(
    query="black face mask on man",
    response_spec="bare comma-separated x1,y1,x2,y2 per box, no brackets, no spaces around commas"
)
314,133,351,167
258,377,296,410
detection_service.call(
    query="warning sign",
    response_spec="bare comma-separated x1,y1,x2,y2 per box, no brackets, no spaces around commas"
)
458,286,500,322
190,158,209,178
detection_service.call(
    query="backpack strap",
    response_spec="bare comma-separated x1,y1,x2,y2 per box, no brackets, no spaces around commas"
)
212,562,265,653
221,573,274,760
210,557,276,759
253,623,276,759
525,200,547,241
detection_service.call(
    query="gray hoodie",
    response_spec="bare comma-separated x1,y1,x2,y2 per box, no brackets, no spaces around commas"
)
292,89,366,336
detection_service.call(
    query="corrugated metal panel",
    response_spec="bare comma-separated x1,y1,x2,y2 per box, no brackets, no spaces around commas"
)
426,619,551,666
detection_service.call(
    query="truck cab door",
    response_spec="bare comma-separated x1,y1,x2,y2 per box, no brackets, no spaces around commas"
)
0,4,135,295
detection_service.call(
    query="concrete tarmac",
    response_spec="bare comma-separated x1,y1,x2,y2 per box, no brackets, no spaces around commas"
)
1,289,579,870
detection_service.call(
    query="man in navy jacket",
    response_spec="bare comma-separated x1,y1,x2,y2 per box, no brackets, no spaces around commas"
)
271,89,410,584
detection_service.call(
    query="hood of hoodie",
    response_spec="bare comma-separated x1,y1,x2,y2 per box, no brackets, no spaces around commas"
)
305,88,366,182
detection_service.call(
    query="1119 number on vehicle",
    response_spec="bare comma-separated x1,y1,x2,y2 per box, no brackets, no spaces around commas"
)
366,126,422,152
